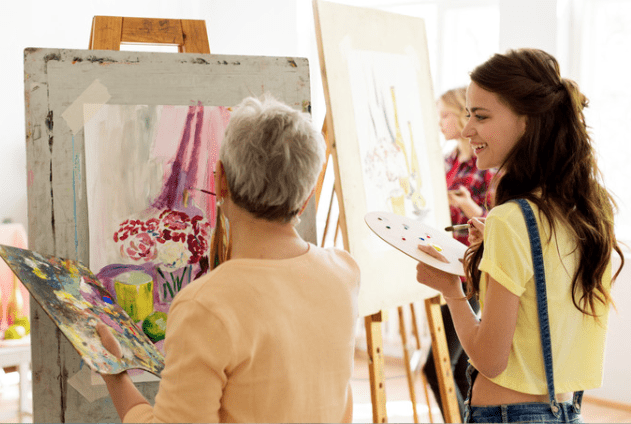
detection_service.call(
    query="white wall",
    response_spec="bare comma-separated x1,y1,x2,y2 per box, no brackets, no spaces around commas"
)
591,250,631,405
499,0,557,54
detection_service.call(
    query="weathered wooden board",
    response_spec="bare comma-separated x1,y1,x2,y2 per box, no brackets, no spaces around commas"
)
24,48,312,423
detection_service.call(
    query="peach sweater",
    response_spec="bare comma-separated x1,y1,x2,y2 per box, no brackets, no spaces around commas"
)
124,245,360,423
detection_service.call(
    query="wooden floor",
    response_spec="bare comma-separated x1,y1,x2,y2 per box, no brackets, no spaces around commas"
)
1,353,630,423
350,350,631,423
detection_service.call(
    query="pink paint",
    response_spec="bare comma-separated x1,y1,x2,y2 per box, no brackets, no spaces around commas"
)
151,104,230,225
99,313,123,334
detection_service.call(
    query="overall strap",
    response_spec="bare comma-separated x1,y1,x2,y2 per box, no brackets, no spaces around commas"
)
514,199,561,418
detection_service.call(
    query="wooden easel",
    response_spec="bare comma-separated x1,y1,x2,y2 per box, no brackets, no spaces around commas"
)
28,15,312,423
89,16,210,53
316,120,461,423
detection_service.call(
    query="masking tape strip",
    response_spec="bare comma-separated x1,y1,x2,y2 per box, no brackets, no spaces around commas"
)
61,79,111,134
68,365,160,402
67,366,110,402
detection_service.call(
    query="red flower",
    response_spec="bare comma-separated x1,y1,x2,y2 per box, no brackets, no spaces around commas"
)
114,209,210,265
159,209,190,230
119,232,158,262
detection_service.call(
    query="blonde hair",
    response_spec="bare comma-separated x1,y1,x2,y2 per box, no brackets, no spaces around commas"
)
440,87,468,134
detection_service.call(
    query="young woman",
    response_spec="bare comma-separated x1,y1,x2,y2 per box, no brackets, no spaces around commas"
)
97,95,360,423
416,49,624,423
440,87,495,245
424,87,494,421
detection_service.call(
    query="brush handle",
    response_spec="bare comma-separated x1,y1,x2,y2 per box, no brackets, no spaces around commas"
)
444,224,469,232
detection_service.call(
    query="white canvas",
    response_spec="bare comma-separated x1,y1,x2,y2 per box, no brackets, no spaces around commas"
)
315,0,451,316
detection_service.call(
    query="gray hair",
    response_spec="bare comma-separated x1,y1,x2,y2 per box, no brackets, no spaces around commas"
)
219,95,325,222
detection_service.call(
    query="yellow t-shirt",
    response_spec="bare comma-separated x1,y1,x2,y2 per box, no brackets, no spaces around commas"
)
478,200,611,395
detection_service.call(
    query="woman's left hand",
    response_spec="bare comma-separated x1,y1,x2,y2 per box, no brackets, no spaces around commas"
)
448,186,473,207
97,321,123,360
416,244,464,298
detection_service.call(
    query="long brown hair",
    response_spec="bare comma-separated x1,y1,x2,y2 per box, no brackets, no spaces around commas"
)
463,48,624,316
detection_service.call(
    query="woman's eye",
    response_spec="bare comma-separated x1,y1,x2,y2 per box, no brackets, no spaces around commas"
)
475,115,487,121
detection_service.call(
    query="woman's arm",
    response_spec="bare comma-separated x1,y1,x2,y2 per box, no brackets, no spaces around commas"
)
342,385,353,423
443,277,519,378
96,323,151,420
416,246,519,378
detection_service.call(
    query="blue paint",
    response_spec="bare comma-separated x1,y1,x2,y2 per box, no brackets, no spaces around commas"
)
102,295,113,305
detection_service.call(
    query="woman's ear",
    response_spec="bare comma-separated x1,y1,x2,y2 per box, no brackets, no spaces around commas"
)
297,188,316,216
215,160,230,202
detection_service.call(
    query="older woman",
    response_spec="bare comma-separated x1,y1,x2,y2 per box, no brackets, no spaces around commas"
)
98,95,360,423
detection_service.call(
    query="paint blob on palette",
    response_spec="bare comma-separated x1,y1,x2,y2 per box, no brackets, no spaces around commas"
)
365,211,467,276
0,244,164,376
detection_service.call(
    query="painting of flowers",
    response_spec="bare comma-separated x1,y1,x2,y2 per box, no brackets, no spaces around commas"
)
84,103,230,358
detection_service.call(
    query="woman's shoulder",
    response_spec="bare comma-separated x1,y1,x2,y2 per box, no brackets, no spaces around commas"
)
486,201,532,238
310,245,360,274
488,201,525,220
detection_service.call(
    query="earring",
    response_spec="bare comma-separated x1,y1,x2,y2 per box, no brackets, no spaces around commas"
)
216,198,224,207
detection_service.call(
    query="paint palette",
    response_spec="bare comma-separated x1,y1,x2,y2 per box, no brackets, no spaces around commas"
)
365,211,467,276
0,244,164,376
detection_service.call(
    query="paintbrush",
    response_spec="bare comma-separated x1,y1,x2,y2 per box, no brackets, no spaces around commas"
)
444,224,469,232
183,188,216,207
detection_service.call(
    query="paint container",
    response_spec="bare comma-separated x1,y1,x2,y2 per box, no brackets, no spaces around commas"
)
390,188,406,216
114,271,154,322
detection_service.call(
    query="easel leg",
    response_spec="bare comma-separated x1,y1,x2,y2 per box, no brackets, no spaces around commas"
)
425,295,461,423
365,312,387,423
409,303,434,423
397,306,419,423
320,185,336,247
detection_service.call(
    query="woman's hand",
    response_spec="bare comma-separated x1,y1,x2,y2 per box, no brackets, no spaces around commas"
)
448,186,472,207
468,217,485,245
449,186,484,219
96,321,123,360
416,244,464,298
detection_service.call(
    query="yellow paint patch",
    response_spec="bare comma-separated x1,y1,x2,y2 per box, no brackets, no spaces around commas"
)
32,266,47,279
430,243,443,252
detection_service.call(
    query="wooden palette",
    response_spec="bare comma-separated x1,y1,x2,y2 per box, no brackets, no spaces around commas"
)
365,211,467,276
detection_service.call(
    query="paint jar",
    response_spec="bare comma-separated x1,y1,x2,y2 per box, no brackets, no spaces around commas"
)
398,175,411,196
389,188,406,216
114,271,154,322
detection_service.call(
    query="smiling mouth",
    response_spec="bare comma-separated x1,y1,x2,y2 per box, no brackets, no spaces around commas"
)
472,143,488,152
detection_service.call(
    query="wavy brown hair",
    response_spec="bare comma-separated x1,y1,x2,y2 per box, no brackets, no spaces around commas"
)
463,48,624,316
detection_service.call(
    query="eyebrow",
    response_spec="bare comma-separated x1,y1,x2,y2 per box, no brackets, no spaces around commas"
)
467,107,491,113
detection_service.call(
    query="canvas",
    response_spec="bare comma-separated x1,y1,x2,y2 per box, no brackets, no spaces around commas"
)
314,1,451,316
0,244,164,376
83,103,231,381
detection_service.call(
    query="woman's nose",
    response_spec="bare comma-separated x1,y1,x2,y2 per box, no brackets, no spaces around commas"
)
461,119,473,139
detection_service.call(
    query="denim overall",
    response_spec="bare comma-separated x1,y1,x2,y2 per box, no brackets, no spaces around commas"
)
463,199,584,423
